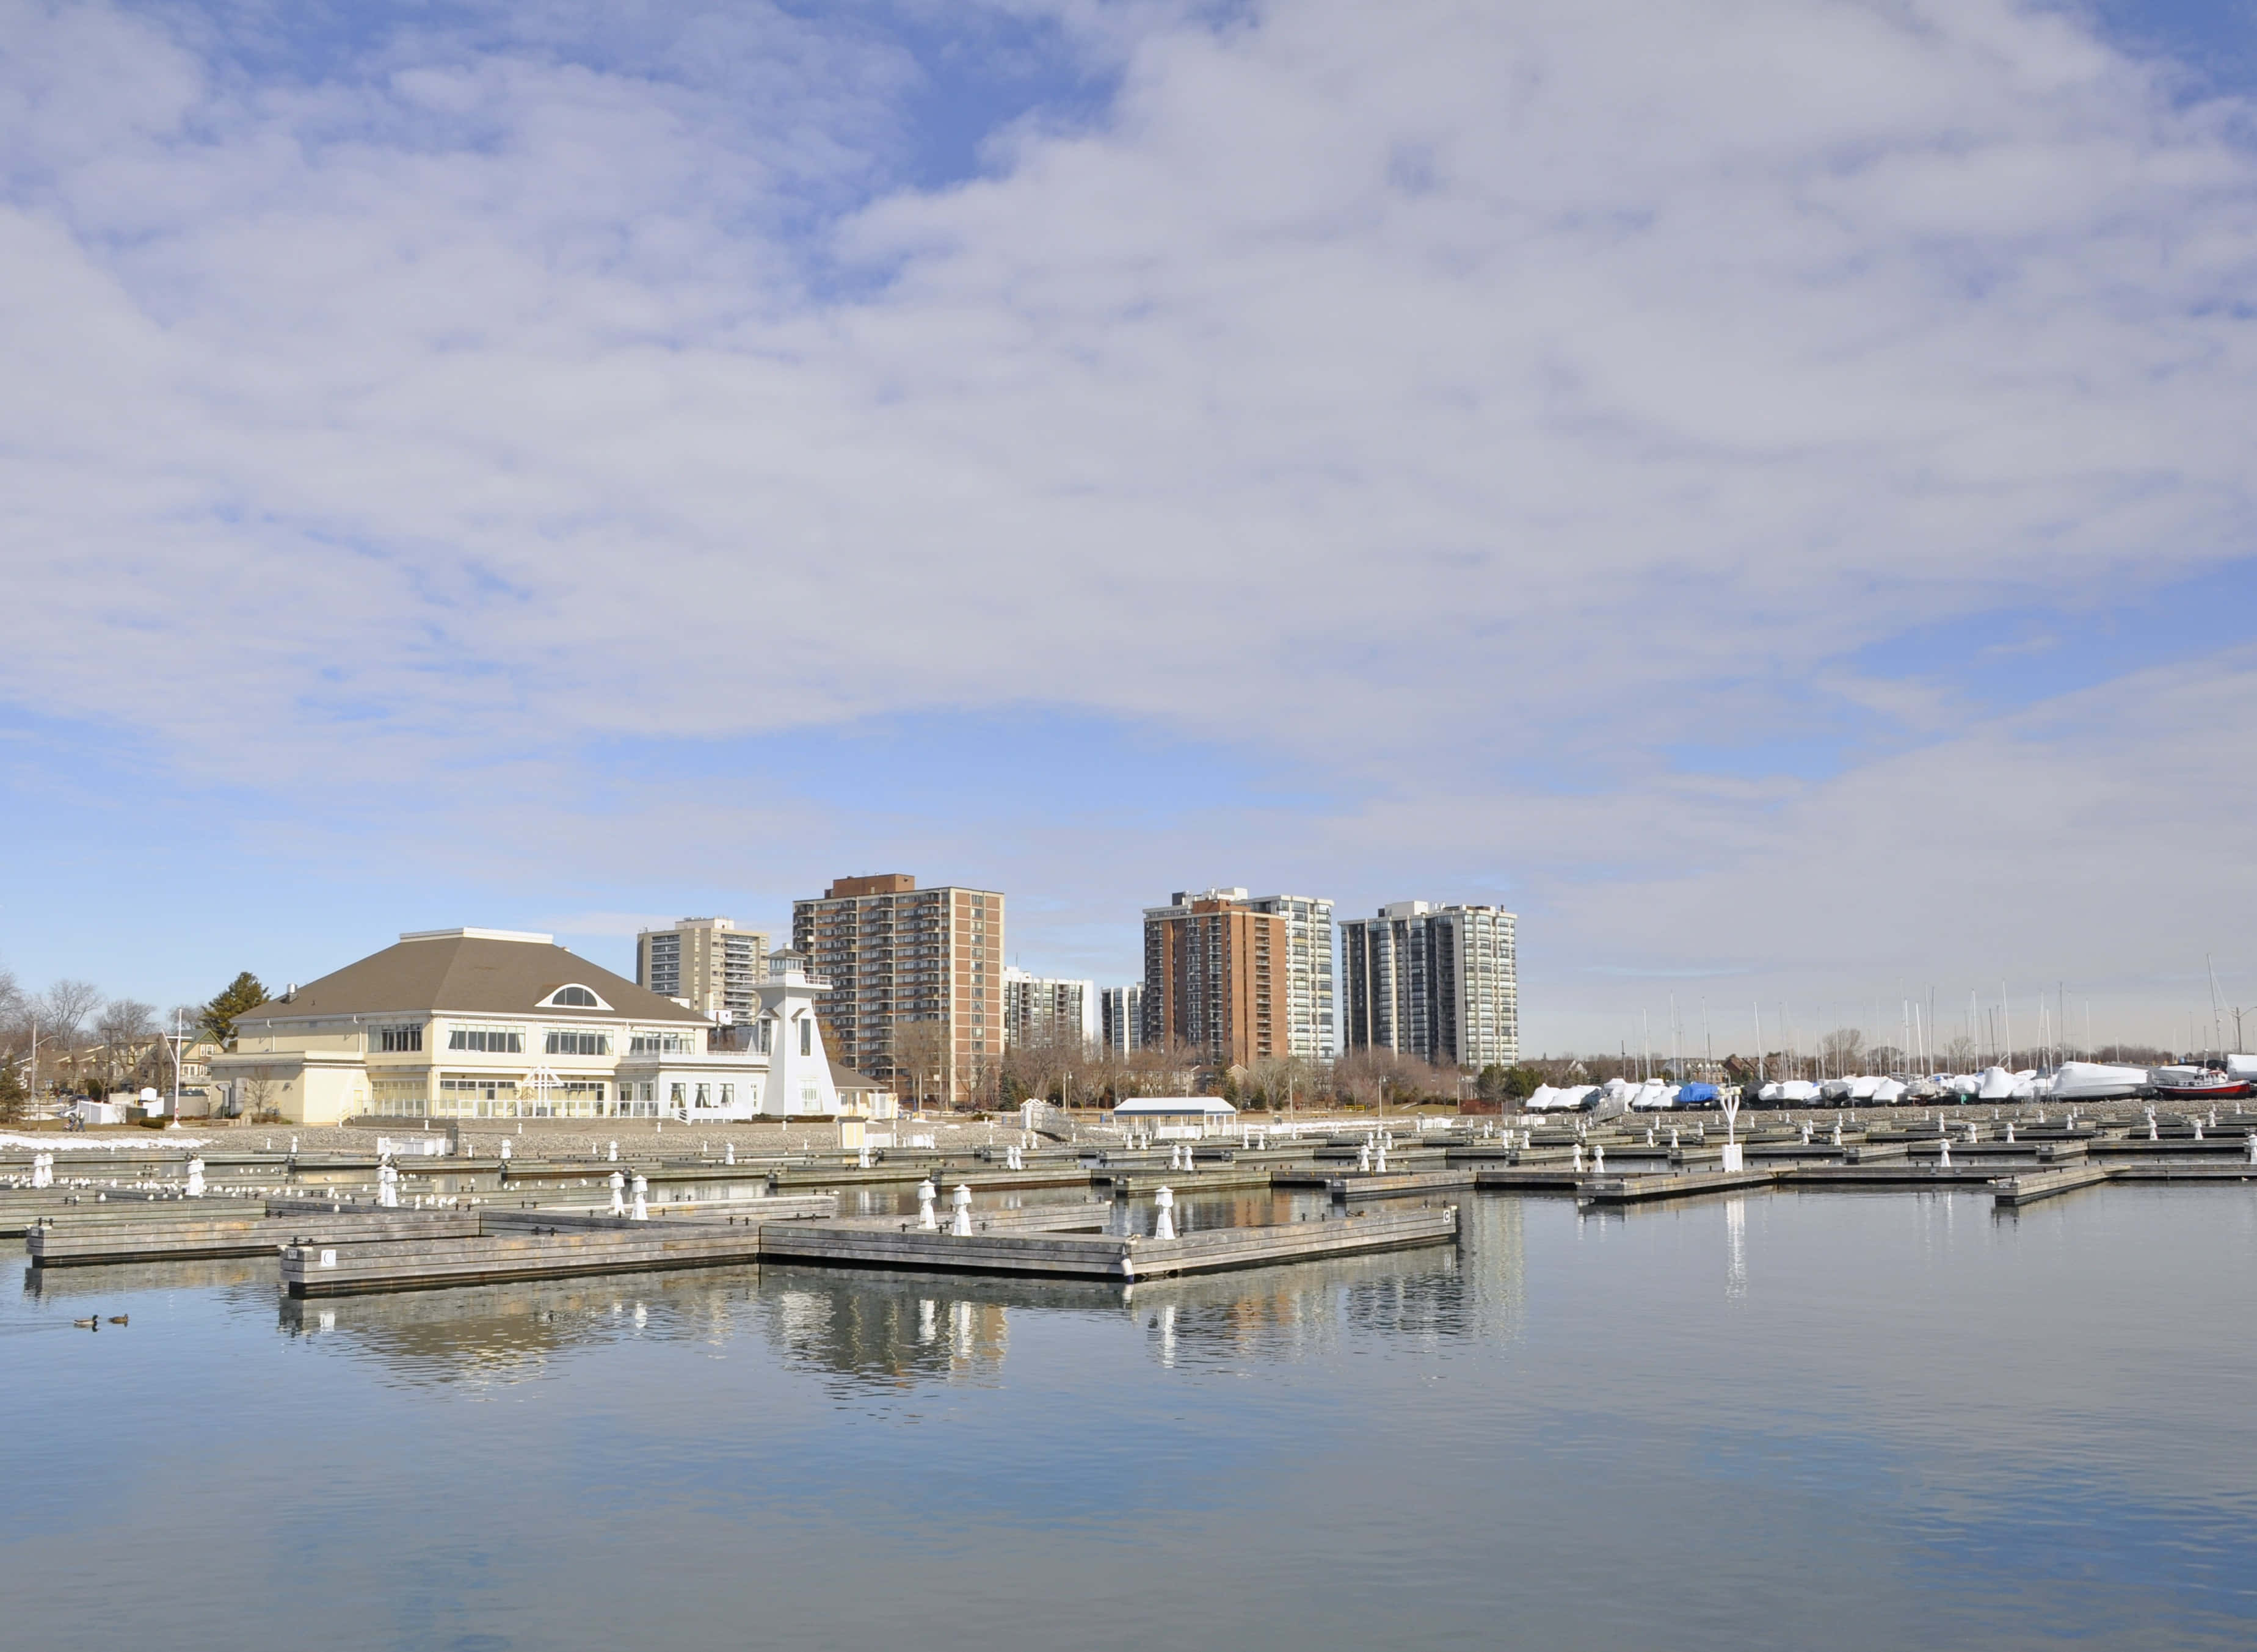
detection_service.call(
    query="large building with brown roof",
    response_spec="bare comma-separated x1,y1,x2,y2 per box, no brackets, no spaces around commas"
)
208,927,868,1125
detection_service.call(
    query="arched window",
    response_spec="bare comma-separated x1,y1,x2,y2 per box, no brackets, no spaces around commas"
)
539,984,611,1010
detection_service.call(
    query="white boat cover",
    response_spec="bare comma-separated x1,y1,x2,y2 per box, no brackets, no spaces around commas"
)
1757,1082,1784,1103
2228,1054,2257,1078
1777,1080,1820,1103
1819,1079,1853,1101
1849,1076,1881,1101
1869,1077,1906,1103
2052,1062,2149,1101
2007,1070,2037,1100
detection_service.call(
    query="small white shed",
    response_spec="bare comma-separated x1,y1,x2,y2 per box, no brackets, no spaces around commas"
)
1111,1096,1239,1139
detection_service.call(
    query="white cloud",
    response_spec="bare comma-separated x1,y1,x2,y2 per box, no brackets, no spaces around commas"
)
4,0,2256,1044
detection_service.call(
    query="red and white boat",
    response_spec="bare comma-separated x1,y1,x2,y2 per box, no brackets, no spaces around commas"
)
2149,1066,2254,1103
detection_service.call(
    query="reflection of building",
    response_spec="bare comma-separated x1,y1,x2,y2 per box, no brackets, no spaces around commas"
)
753,1273,1013,1384
791,875,1005,1104
635,918,773,1024
1100,985,1143,1054
1003,969,1097,1051
1340,901,1519,1068
211,928,841,1124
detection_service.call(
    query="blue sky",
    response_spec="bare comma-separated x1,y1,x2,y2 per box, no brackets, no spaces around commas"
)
5,0,2257,1052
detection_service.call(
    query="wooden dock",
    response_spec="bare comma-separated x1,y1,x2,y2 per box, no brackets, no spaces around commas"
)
282,1223,776,1296
757,1205,1458,1281
1576,1168,1783,1206
1991,1165,2117,1208
31,1210,479,1266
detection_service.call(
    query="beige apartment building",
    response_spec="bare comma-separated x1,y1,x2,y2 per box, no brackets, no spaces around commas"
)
208,927,863,1125
635,917,773,1023
792,875,1003,1106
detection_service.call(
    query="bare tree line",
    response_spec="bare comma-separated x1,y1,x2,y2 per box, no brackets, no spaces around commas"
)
0,959,220,1118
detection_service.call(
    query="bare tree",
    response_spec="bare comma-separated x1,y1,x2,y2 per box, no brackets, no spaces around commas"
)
38,979,103,1049
1815,1027,1866,1076
93,999,156,1092
887,1020,951,1114
238,1066,282,1121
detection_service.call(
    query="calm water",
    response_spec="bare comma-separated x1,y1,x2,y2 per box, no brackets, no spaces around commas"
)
5,1187,2253,1651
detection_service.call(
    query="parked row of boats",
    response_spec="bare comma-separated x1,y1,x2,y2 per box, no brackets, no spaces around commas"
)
1525,1055,2257,1112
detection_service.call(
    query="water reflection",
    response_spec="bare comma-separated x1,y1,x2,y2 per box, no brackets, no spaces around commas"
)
1726,1197,1748,1300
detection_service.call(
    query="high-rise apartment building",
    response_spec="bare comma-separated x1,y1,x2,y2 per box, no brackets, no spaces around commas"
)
1245,893,1336,1060
791,875,1003,1104
1100,985,1144,1055
635,918,773,1024
1340,901,1519,1069
1002,968,1097,1051
1141,889,1286,1070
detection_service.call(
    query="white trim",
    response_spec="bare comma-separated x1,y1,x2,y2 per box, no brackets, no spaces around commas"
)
399,927,555,944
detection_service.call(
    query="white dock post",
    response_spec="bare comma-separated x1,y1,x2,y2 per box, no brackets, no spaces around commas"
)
2005,1121,2015,1143
1357,1140,1371,1173
1572,1143,1585,1174
1375,1140,1389,1174
186,1157,206,1198
1592,1144,1604,1173
608,1170,626,1215
1153,1185,1176,1241
917,1178,938,1230
725,1143,735,1165
608,1140,619,1162
950,1184,973,1237
1938,1138,1952,1167
630,1173,649,1220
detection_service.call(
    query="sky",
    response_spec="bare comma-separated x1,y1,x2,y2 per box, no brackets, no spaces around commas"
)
4,0,2257,1057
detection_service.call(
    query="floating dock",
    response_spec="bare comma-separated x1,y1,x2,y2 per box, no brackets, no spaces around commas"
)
31,1210,479,1266
758,1205,1458,1281
282,1223,774,1296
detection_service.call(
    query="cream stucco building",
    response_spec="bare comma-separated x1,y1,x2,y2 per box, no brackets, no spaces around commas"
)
209,927,887,1126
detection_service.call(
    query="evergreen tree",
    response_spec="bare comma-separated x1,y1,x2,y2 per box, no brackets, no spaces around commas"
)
0,1063,24,1124
199,971,269,1047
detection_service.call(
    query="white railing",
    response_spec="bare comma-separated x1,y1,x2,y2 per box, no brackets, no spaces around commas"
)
377,1136,449,1157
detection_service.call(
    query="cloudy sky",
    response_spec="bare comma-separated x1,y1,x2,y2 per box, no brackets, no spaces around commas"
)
5,0,2256,1056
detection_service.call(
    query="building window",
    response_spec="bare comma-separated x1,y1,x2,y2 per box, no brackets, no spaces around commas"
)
544,1031,610,1056
670,1082,686,1105
546,985,602,1008
630,1032,694,1055
446,1027,524,1053
720,1084,733,1108
800,1017,812,1057
376,1024,422,1053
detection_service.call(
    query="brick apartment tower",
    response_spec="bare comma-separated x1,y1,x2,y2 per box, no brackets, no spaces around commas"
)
1141,889,1285,1070
791,875,1003,1105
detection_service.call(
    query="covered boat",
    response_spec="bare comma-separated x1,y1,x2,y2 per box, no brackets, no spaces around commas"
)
2052,1061,2150,1101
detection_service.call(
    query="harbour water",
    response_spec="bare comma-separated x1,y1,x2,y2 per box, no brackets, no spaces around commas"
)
6,1186,2253,1650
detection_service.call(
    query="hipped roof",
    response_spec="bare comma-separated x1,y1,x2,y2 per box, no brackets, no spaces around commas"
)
1111,1096,1239,1115
241,934,707,1025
